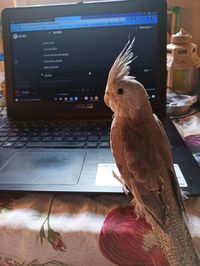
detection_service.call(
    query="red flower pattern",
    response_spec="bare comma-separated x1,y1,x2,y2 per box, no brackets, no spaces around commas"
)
47,229,66,252
99,205,169,266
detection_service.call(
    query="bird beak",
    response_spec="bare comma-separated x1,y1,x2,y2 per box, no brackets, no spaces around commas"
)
104,91,110,107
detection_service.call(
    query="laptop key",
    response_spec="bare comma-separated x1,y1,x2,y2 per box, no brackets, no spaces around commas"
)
86,142,98,148
64,137,75,142
52,132,60,137
8,137,19,142
0,128,10,132
31,137,41,142
20,132,30,137
0,133,8,137
88,136,98,142
42,137,53,142
41,132,50,137
26,142,85,148
77,136,87,142
99,141,110,148
100,136,110,141
0,137,9,142
14,142,26,148
2,142,15,148
53,137,64,142
19,137,30,142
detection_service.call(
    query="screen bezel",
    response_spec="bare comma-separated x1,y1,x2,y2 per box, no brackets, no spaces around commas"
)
2,0,167,119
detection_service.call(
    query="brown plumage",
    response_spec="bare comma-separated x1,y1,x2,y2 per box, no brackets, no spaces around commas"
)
104,39,200,265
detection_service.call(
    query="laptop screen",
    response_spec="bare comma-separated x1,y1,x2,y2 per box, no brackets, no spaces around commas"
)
2,0,167,118
10,12,158,104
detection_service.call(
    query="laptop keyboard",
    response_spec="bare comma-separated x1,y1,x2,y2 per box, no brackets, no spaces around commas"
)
0,120,111,149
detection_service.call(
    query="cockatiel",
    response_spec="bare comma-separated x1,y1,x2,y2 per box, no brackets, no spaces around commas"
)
104,39,200,266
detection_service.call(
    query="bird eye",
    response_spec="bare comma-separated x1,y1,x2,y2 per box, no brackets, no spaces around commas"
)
117,88,124,95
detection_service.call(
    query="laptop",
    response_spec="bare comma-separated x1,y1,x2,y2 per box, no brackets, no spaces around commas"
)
0,0,199,195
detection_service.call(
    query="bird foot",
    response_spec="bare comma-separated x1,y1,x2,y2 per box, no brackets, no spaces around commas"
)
132,200,145,219
112,170,130,195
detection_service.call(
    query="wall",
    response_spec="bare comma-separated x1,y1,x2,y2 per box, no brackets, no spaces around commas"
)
168,0,200,52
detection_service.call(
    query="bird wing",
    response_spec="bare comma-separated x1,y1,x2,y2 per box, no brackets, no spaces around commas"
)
110,120,134,191
117,116,180,226
153,115,186,214
110,117,165,225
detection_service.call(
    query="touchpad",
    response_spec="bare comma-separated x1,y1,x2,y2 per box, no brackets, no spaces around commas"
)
0,151,86,185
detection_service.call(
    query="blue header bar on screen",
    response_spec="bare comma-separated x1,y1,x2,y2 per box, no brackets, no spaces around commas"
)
10,13,158,32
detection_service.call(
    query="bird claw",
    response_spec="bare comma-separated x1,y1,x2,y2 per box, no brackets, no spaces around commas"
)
122,185,130,196
112,170,122,182
112,170,130,195
181,189,189,200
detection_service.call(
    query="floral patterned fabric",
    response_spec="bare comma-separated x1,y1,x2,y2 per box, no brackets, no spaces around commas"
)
0,192,200,266
0,193,130,266
173,110,200,165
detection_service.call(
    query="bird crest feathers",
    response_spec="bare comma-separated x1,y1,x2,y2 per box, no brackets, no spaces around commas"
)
107,38,136,84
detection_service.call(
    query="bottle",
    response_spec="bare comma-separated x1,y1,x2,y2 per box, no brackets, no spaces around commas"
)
167,28,199,95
